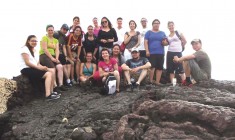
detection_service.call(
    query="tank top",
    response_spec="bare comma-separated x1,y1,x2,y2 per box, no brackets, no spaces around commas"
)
83,63,94,76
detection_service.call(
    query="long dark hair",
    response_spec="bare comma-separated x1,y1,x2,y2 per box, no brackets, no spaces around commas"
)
101,17,112,29
99,48,110,61
112,44,122,65
73,26,83,38
25,35,36,57
84,52,94,63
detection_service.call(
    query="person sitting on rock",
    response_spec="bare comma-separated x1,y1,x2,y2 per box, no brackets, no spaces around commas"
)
111,44,126,75
121,48,151,92
20,35,60,101
173,39,211,86
79,52,97,86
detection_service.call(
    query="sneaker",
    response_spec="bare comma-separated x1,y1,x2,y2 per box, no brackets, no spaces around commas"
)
65,82,73,87
59,85,68,91
52,91,61,96
71,79,77,85
126,84,132,92
46,94,60,101
181,80,193,87
54,87,62,93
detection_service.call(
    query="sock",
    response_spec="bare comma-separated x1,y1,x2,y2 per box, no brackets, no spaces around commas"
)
67,79,71,83
186,77,192,83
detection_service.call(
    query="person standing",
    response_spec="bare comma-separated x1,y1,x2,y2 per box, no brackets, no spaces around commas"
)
123,20,141,60
145,19,167,86
53,24,72,87
138,18,149,58
97,17,118,54
92,17,101,37
83,25,99,62
167,21,187,83
173,39,211,86
114,17,126,46
39,25,67,92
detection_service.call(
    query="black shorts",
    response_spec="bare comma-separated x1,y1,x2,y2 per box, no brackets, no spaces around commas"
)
149,54,164,70
59,54,71,65
21,68,46,81
40,54,60,68
166,51,184,74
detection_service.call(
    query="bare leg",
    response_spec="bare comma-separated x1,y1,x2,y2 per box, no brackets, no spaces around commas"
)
79,76,87,82
150,68,155,83
76,61,80,82
183,61,191,77
66,64,71,80
114,70,120,91
42,72,52,97
124,70,131,85
180,73,186,81
70,63,75,80
63,65,69,81
156,70,162,84
48,68,56,87
170,73,175,83
136,69,147,84
56,64,64,86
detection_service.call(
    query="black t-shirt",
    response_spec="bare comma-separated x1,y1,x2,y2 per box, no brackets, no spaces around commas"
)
125,57,149,73
53,31,66,55
97,28,118,48
83,34,98,53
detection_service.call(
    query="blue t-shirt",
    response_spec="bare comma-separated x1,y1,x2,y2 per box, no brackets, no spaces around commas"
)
145,31,166,54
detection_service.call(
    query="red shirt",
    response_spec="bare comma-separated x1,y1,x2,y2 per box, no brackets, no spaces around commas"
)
67,34,82,52
98,58,117,72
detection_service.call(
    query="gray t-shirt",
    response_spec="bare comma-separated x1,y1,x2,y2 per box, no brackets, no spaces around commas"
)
126,57,149,73
193,50,211,78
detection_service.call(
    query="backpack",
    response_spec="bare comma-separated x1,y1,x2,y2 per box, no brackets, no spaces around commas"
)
100,74,116,95
175,30,185,52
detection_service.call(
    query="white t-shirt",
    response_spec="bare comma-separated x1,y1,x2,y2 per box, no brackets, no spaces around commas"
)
19,46,38,70
167,31,183,52
114,27,126,45
138,27,149,50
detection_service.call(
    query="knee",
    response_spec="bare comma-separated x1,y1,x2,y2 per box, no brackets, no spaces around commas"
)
56,64,63,71
113,70,119,77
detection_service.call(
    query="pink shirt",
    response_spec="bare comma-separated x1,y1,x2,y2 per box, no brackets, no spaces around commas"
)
93,26,101,37
98,58,117,72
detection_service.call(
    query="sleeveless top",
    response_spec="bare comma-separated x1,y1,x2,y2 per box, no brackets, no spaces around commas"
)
125,31,140,49
83,63,94,76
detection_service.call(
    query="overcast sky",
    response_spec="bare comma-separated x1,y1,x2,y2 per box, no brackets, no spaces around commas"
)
0,0,234,80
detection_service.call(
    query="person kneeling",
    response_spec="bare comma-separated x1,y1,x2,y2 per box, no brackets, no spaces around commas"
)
121,48,151,92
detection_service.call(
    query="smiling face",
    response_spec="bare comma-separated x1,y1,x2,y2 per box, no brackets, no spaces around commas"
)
74,27,81,36
73,18,80,26
152,20,160,31
47,27,54,36
192,42,202,51
93,18,98,26
87,26,94,35
101,50,110,60
141,19,147,27
28,37,38,48
117,19,122,27
86,53,93,62
129,21,136,30
131,51,139,59
101,18,108,27
112,45,120,56
168,22,174,32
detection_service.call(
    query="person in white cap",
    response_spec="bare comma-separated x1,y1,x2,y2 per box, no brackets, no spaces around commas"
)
121,48,151,92
173,39,211,86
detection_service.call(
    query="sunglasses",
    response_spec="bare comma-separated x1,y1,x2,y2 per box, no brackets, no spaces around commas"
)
102,21,108,24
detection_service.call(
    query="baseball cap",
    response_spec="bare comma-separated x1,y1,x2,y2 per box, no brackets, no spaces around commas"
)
131,48,139,53
61,24,69,31
191,39,202,45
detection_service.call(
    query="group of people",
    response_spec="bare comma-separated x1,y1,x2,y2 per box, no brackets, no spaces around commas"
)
19,16,211,101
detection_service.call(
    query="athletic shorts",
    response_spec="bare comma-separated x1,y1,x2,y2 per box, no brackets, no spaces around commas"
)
39,54,60,68
59,54,71,65
166,51,184,74
149,54,164,70
188,59,209,82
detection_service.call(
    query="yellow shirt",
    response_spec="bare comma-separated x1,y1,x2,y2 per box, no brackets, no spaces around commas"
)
39,36,58,56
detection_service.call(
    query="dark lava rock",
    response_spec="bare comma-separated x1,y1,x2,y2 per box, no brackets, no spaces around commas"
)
1,79,235,140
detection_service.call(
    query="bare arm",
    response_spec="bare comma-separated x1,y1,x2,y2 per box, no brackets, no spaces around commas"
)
22,53,47,71
124,33,131,45
55,43,59,60
174,54,195,63
90,64,97,78
41,41,54,60
180,33,187,46
134,34,141,48
139,62,151,69
144,39,149,52
79,63,84,76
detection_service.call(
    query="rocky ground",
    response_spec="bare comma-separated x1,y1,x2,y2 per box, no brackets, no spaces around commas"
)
1,78,235,140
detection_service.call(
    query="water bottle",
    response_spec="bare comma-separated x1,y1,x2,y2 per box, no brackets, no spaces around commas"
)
131,78,135,86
